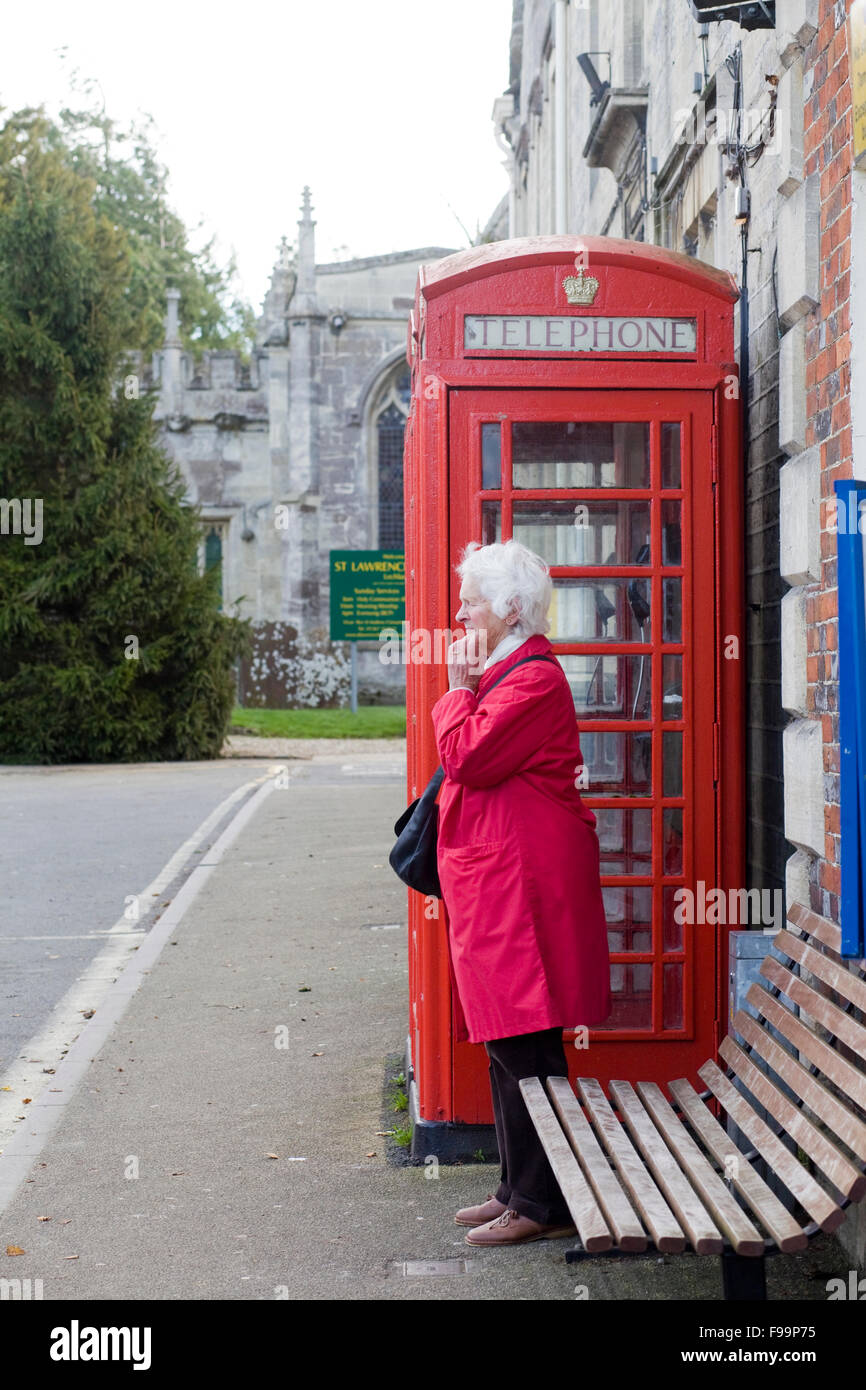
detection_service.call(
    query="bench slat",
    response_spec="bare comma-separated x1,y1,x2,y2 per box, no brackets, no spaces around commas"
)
732,1008,866,1164
610,1080,724,1254
577,1078,686,1253
759,955,866,1062
518,1078,612,1252
788,903,853,959
668,1078,807,1252
698,1059,845,1233
772,929,866,1016
635,1081,765,1256
546,1076,647,1251
719,1035,866,1202
746,982,866,1111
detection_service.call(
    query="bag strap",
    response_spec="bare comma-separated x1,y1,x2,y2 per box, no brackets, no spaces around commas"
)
426,653,558,791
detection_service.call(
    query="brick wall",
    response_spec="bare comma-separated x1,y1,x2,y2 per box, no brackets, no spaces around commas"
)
803,0,854,922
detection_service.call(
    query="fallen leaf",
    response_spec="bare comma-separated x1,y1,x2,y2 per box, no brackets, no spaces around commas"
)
64,1255,79,1260
22,1099,32,1104
6,1246,25,1256
37,1216,51,1223
297,986,311,993
80,1009,95,1019
0,1086,11,1092
265,1153,279,1160
311,1052,324,1057
366,1152,377,1158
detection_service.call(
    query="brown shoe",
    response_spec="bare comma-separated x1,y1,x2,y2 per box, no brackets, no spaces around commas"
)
454,1194,508,1227
465,1208,577,1246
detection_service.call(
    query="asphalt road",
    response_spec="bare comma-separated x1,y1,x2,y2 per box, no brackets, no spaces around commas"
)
0,759,288,1097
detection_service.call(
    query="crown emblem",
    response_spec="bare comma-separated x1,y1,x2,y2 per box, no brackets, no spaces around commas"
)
562,265,600,305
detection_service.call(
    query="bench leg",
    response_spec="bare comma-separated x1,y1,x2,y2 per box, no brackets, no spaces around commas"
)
721,1249,766,1301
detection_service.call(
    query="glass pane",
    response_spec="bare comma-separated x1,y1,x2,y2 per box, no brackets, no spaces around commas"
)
603,886,653,955
663,578,682,642
662,654,683,718
579,731,652,796
481,423,502,488
557,654,651,720
512,421,650,489
661,500,682,566
511,499,651,567
549,579,652,641
663,731,683,797
663,808,684,875
596,808,653,875
481,501,500,545
663,963,684,1029
662,884,684,952
662,421,681,488
594,983,653,1031
377,403,405,549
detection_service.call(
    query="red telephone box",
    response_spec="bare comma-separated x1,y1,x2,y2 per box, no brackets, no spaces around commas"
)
403,236,743,1147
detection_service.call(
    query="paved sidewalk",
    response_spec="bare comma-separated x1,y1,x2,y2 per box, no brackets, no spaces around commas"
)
0,752,846,1301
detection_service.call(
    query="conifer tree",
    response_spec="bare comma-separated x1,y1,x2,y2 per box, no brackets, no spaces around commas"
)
0,112,251,762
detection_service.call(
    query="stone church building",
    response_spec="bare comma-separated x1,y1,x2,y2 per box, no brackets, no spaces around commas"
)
144,187,454,705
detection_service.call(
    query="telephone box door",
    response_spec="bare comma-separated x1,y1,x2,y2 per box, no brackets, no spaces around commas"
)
448,386,719,1116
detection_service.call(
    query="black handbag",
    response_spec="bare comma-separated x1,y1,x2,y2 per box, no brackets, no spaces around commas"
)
389,654,557,898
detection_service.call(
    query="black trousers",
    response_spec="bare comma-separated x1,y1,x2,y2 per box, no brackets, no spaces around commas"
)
483,1026,572,1226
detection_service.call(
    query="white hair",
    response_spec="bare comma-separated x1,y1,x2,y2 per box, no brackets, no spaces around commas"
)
457,540,552,636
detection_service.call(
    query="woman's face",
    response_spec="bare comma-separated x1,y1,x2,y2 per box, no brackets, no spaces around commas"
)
456,579,513,658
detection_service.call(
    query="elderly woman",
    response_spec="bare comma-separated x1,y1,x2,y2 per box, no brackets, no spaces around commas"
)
431,539,611,1247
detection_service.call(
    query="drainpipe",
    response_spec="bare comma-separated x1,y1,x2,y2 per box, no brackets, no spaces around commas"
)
554,0,568,233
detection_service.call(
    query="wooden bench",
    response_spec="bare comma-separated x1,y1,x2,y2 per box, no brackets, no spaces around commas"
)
519,904,866,1300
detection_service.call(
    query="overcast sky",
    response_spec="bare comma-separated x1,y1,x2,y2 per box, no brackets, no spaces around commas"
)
1,0,514,310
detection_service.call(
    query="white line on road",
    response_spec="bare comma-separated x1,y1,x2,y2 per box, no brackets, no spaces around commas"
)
0,766,285,1159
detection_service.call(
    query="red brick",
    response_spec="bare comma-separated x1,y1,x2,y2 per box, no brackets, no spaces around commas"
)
831,398,851,432
821,863,841,896
817,591,838,621
816,13,834,53
815,344,835,381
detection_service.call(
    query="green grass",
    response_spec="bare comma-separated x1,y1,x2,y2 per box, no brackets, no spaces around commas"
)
387,1071,409,1113
392,1123,413,1148
229,705,406,739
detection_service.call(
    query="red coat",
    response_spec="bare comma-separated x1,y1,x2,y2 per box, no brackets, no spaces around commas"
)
431,633,611,1044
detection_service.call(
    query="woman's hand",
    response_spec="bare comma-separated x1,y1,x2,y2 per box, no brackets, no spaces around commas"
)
447,631,485,692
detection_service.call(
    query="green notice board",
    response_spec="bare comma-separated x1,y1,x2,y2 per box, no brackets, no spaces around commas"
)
329,550,405,641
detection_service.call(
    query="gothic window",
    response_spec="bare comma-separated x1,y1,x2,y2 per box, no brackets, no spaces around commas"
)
375,368,410,551
199,521,228,611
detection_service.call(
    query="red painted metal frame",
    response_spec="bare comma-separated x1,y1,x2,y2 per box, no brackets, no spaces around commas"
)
404,236,743,1126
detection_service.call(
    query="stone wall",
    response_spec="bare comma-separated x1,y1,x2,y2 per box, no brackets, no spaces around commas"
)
145,210,456,708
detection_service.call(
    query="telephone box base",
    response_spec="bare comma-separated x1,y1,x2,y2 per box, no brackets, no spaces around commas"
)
405,1037,497,1164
